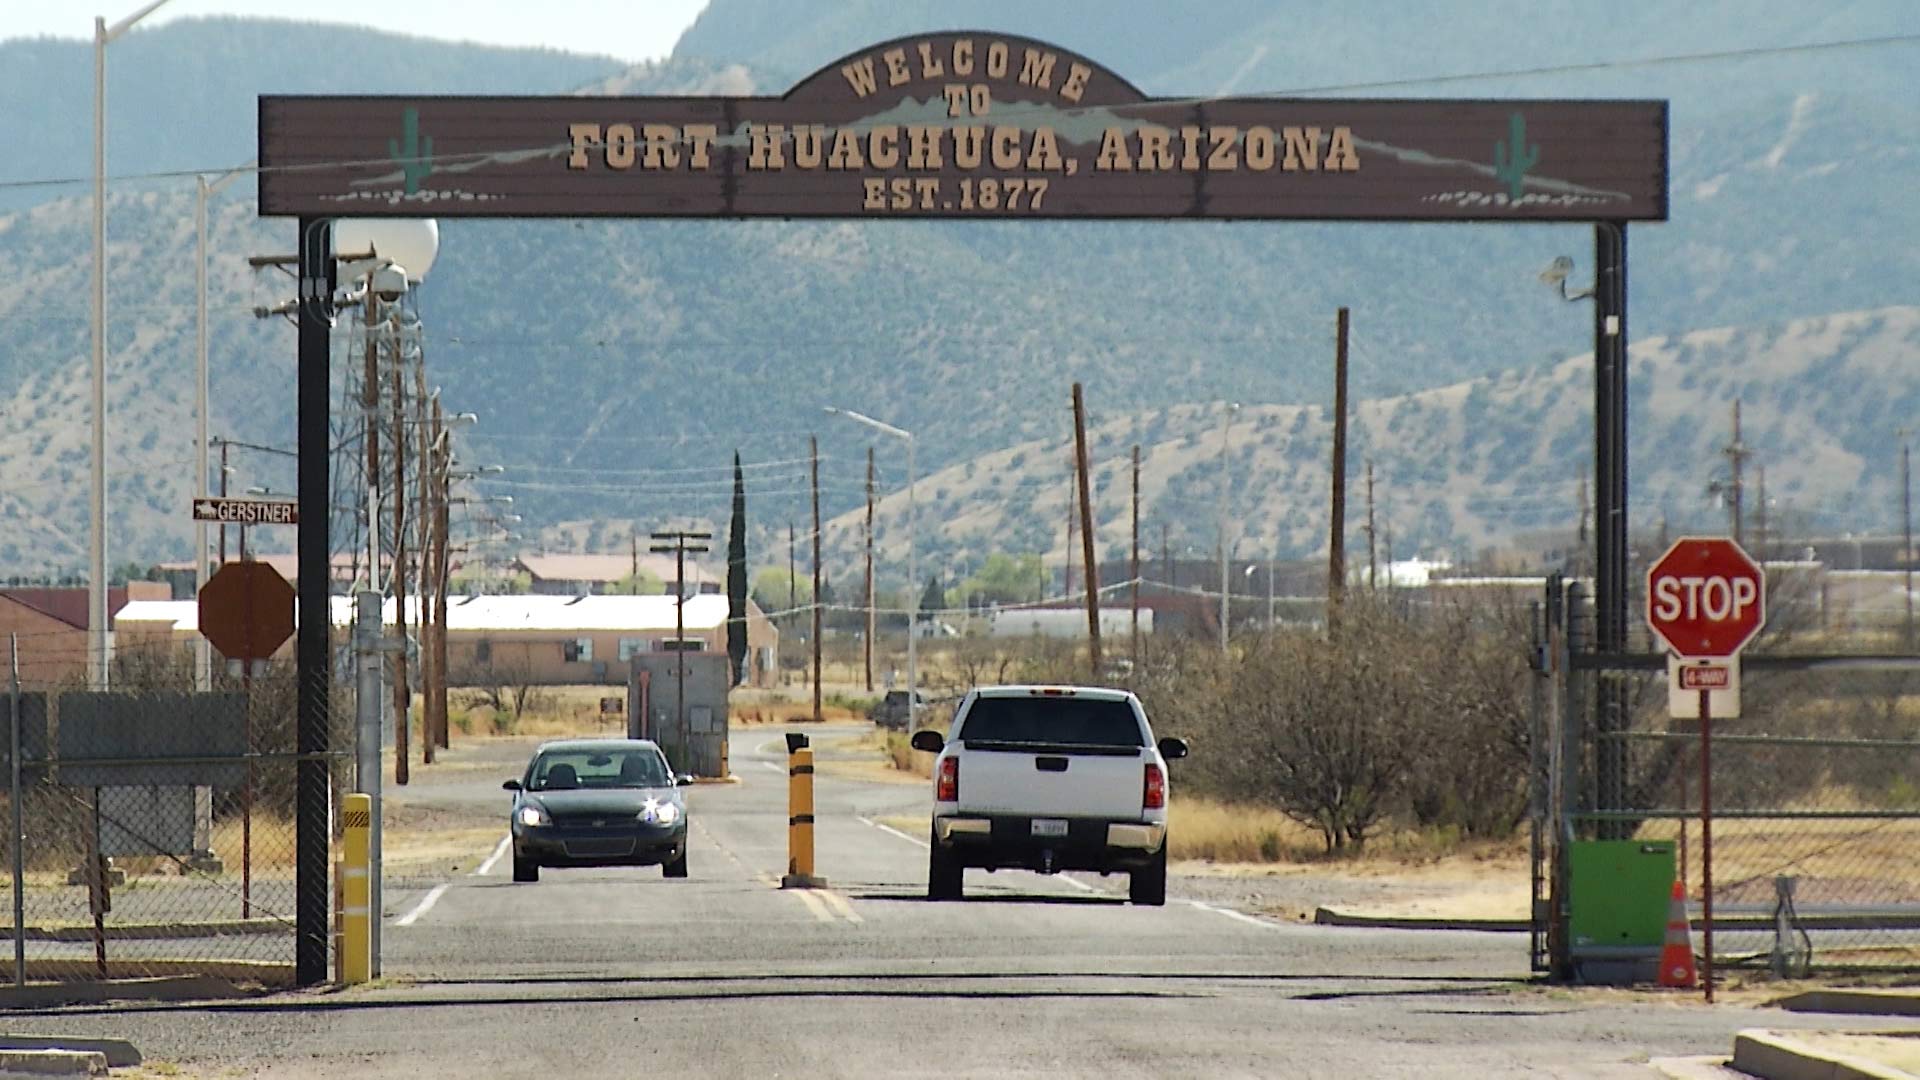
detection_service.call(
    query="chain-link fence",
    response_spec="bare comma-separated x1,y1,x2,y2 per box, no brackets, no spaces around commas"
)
2,634,352,985
1536,579,1920,977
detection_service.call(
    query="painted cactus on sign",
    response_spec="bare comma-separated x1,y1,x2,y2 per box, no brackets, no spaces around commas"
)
1492,112,1539,201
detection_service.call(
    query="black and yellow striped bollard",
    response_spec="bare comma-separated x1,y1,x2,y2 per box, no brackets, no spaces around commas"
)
779,733,826,889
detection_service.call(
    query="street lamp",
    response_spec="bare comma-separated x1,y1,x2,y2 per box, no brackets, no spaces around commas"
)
826,406,917,728
90,0,174,690
195,159,254,690
1216,401,1241,653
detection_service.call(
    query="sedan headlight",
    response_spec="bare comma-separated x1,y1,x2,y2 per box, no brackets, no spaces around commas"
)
640,800,680,825
516,804,550,827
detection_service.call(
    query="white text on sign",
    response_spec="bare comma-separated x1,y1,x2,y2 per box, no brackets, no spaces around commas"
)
191,498,300,525
1650,575,1759,624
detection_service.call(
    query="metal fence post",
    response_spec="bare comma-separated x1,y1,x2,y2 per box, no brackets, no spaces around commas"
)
355,591,384,976
9,633,23,987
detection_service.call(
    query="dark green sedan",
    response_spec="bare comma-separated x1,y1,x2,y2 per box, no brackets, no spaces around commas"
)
504,739,691,882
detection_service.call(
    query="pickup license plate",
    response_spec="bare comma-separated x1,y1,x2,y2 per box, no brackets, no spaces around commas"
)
1031,818,1069,838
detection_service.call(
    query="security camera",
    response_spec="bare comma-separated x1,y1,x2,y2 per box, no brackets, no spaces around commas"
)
1538,255,1574,287
370,265,410,302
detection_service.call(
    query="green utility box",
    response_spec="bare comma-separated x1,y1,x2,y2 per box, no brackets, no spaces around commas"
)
1568,839,1676,983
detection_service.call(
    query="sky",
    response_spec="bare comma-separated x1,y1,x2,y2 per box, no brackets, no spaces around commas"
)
0,0,710,63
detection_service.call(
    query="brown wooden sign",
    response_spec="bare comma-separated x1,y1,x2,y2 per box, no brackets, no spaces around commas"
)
198,561,297,662
259,32,1666,222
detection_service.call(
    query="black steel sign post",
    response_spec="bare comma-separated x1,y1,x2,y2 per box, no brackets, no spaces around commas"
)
265,31,1667,985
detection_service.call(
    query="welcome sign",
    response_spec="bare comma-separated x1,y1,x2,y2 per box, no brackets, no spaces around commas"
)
259,32,1666,221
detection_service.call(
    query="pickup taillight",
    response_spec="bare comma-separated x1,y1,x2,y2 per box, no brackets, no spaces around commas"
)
936,757,959,802
1143,763,1165,810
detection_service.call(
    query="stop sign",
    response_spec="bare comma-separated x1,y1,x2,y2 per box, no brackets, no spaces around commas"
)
1645,537,1766,658
198,561,297,662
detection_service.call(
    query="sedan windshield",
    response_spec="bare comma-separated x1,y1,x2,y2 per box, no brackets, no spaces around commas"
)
529,748,670,790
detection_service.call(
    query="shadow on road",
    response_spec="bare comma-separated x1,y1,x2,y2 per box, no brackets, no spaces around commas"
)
852,890,1126,906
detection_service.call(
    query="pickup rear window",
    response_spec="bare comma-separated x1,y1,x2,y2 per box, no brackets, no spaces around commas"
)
956,697,1144,748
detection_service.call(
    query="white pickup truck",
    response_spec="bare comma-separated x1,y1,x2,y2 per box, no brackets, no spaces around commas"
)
909,685,1189,905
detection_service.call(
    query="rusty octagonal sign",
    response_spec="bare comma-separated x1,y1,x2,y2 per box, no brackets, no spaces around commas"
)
198,561,297,662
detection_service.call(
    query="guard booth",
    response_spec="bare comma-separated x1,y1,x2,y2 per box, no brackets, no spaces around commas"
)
627,652,729,778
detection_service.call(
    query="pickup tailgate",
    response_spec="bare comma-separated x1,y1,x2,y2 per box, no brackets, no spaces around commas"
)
949,693,1151,820
956,744,1147,819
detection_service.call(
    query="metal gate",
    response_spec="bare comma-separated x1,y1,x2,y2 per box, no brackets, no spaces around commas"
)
1531,575,1920,978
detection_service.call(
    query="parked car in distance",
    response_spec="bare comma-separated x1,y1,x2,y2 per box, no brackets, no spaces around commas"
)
867,689,928,730
910,685,1188,905
504,738,692,883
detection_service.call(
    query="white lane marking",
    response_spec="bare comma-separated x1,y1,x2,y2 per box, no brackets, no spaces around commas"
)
1055,874,1096,893
394,883,449,927
474,836,510,877
858,815,929,849
761,761,785,774
790,887,835,922
1187,899,1280,930
819,890,864,924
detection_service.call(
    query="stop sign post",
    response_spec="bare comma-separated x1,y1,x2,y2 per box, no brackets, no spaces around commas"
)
1644,535,1765,1004
196,559,294,922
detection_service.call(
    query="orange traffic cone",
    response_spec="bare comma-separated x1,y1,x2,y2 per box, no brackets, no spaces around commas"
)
1658,878,1698,989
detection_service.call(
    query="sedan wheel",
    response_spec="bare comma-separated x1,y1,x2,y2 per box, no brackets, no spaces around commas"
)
662,847,688,878
512,855,539,883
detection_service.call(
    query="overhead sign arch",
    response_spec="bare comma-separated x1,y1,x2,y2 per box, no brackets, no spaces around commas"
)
260,31,1666,221
262,31,1665,986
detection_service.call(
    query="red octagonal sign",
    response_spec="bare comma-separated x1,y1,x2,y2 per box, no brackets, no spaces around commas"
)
1645,537,1766,659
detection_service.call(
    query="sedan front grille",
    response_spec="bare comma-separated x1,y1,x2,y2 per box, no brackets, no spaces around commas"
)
562,837,636,858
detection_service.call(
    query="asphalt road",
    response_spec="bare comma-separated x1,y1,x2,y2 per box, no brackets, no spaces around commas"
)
1,723,1907,1078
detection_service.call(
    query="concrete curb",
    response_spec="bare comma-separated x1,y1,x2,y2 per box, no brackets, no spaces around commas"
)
688,775,741,785
0,1039,138,1068
1311,907,1529,932
1648,1055,1748,1079
1731,1029,1920,1080
0,1049,106,1076
1777,991,1920,1018
0,974,256,1010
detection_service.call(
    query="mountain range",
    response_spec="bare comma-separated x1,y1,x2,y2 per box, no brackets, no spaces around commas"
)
0,4,1915,583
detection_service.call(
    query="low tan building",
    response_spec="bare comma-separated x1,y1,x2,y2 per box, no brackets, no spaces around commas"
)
113,592,780,688
1,584,171,689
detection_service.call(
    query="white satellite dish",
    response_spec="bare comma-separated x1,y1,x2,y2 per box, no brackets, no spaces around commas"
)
334,218,440,283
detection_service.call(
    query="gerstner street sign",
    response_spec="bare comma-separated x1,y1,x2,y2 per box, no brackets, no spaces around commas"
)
193,497,300,525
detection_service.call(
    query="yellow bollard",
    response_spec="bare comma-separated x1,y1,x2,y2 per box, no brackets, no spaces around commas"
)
340,794,372,984
780,737,826,888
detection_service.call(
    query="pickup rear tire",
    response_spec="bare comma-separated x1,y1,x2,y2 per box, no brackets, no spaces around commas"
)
927,842,963,901
1129,843,1166,906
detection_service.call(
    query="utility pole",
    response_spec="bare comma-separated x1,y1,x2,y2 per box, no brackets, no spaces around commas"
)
1071,383,1102,675
1131,443,1141,668
650,530,712,751
1329,307,1351,618
810,436,822,724
390,358,410,785
431,399,450,751
1903,433,1914,650
1711,399,1750,545
1064,457,1076,598
413,364,434,767
787,521,797,688
865,445,875,693
1755,465,1769,562
1365,458,1378,590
